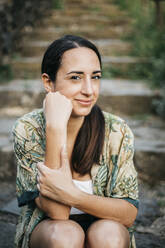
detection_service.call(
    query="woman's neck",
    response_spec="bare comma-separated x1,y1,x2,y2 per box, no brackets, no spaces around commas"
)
67,116,84,139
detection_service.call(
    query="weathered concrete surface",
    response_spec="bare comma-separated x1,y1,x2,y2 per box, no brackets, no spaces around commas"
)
27,22,128,40
0,79,44,109
134,181,165,247
0,146,16,180
99,79,154,115
135,151,165,184
0,221,15,248
0,182,16,209
125,116,165,185
2,198,19,216
0,118,17,180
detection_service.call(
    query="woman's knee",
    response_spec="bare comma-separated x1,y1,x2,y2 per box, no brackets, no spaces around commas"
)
30,219,85,248
50,219,85,247
86,219,130,248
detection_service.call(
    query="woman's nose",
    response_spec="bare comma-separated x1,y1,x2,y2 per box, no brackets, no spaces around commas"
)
81,78,93,95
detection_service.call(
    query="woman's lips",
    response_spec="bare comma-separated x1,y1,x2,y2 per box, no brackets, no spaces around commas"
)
75,99,93,106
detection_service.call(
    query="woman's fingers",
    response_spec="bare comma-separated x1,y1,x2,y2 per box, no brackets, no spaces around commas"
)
37,183,40,191
44,91,73,128
37,162,44,172
37,162,50,175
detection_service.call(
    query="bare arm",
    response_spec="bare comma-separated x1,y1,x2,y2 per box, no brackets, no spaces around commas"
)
35,126,70,219
35,92,72,220
70,189,138,227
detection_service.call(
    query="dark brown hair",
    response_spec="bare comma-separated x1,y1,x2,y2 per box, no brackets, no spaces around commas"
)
72,104,105,175
41,35,105,175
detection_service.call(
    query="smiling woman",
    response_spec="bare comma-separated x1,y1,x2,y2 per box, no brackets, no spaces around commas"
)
12,35,139,248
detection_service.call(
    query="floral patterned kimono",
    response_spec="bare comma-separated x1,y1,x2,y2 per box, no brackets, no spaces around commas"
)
12,108,139,248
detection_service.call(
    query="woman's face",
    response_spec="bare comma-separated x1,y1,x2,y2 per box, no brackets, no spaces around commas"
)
54,47,101,117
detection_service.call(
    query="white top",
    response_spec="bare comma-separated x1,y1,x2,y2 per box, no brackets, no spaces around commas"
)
70,179,93,215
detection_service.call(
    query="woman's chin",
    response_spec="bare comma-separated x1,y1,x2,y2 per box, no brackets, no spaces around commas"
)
71,107,93,118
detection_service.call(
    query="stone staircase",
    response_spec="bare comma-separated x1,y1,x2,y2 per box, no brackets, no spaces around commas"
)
0,0,165,247
11,0,139,79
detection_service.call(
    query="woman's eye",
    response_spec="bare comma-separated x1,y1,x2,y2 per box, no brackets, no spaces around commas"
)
92,75,101,80
71,75,81,80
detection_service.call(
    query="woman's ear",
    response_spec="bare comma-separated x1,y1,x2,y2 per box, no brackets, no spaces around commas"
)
42,73,55,92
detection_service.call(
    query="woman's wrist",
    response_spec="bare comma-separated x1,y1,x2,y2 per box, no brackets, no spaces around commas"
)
45,125,67,169
46,122,67,132
46,124,67,144
66,185,83,207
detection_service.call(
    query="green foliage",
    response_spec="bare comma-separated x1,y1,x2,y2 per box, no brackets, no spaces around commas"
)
102,66,122,79
112,0,132,10
112,0,142,13
52,0,65,9
158,198,165,207
0,65,13,82
87,6,101,12
113,0,165,118
102,63,153,80
152,88,165,119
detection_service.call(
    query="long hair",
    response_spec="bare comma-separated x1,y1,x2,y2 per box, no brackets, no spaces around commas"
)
72,104,105,175
41,35,105,175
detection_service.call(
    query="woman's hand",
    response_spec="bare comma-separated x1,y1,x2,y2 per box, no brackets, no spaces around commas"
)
44,92,73,129
37,146,78,206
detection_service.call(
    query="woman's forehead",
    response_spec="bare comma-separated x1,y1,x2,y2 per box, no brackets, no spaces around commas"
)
61,47,101,71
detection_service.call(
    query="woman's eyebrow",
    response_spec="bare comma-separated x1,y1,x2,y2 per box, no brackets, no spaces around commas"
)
67,71,84,75
93,70,102,74
67,70,102,75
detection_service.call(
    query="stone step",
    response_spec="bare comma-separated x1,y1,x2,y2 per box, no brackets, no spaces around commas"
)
124,116,165,185
1,198,19,216
51,1,127,18
0,143,15,181
11,55,142,79
24,20,130,41
0,117,17,181
11,57,41,78
0,79,44,109
22,39,131,57
0,79,154,115
98,79,154,115
93,39,131,57
45,9,129,27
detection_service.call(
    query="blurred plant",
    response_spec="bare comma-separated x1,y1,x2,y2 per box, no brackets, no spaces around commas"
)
0,65,13,82
112,0,165,118
152,87,165,118
0,0,53,82
52,0,65,9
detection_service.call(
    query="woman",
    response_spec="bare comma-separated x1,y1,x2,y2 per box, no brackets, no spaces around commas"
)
13,35,139,248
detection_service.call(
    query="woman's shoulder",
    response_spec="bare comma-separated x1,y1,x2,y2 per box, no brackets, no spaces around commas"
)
12,108,45,139
103,111,125,124
102,111,134,139
103,111,126,130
